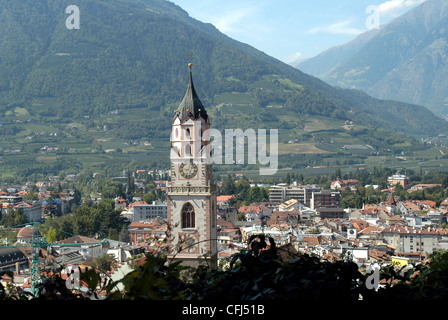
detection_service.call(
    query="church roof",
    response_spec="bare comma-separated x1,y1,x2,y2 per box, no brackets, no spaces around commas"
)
174,64,209,124
387,193,396,206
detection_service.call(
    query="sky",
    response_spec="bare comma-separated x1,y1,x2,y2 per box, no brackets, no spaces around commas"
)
169,0,427,64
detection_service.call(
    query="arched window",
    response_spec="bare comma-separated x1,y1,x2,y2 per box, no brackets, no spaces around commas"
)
185,144,191,156
181,202,195,228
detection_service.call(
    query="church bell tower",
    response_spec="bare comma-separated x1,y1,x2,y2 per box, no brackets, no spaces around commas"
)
166,64,217,268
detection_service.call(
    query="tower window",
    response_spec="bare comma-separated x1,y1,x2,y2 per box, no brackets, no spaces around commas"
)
185,128,191,138
182,202,195,228
185,144,192,156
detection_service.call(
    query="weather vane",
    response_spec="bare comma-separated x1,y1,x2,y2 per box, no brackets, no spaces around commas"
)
187,52,193,68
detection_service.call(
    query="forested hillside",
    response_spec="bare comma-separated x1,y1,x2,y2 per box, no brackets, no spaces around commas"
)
0,0,447,180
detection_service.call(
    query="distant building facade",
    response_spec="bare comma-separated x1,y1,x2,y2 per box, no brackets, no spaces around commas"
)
381,226,447,255
131,202,167,221
14,201,42,222
269,184,321,206
388,174,411,188
310,190,341,209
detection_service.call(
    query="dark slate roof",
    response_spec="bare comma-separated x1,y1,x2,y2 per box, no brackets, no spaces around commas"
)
0,247,28,268
174,65,209,124
54,251,84,265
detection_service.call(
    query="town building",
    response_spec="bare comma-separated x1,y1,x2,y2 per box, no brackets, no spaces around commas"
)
217,219,241,246
380,226,448,256
217,195,235,210
387,174,411,188
279,199,304,211
269,184,321,206
128,220,167,245
310,190,341,209
0,195,23,215
131,201,167,221
316,207,345,219
14,201,42,222
330,179,360,191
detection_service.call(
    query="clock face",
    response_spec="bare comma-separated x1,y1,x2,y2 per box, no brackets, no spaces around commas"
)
180,233,198,253
179,161,198,179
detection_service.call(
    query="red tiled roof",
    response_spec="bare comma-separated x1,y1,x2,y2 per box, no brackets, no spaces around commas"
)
387,193,396,206
55,235,100,244
358,226,382,235
14,202,33,209
130,200,148,207
217,195,235,201
217,219,236,228
414,200,437,208
350,219,370,230
238,205,265,213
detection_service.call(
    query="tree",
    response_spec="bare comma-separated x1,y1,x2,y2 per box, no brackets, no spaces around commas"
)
142,192,156,204
285,173,291,185
92,199,128,239
7,236,448,301
0,209,28,227
72,206,97,237
23,191,39,201
108,228,119,241
95,253,116,272
45,227,57,243
119,225,131,243
222,174,236,195
247,186,262,204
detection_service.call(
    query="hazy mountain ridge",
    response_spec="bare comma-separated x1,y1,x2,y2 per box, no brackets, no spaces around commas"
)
298,0,448,116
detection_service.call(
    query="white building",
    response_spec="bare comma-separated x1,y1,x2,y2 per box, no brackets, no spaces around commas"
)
14,201,42,222
131,202,167,221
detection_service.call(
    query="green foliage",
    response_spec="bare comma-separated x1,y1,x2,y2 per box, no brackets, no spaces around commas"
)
105,255,189,300
108,240,448,301
221,174,236,195
142,192,156,204
44,227,57,243
40,198,129,240
4,235,448,301
95,253,117,273
0,209,28,227
0,0,444,182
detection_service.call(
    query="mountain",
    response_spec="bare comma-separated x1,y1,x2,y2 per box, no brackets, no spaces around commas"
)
0,0,445,135
0,0,448,180
298,0,448,117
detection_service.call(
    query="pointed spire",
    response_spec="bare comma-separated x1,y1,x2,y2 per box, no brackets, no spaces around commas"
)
174,63,209,123
387,192,396,206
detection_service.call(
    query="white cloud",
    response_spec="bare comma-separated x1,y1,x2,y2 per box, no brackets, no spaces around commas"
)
378,0,427,17
284,51,304,64
309,20,365,35
208,5,271,36
213,8,254,33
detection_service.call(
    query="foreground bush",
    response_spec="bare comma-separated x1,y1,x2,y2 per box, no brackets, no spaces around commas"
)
3,235,448,300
